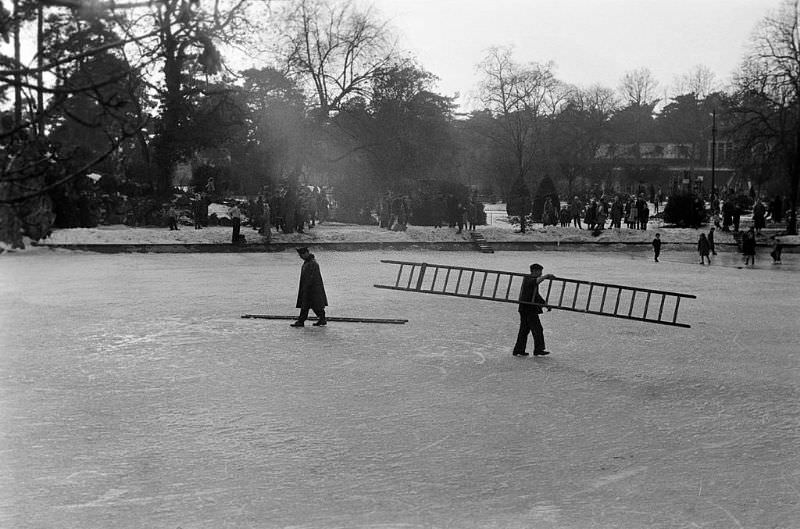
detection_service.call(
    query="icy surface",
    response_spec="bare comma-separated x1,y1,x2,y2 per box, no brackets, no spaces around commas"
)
0,249,798,529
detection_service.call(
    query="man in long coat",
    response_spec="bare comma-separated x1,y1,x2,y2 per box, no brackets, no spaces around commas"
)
291,247,328,327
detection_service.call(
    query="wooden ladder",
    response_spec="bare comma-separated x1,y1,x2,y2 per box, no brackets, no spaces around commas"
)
375,260,696,328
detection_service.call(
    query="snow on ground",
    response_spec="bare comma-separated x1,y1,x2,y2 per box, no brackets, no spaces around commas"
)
0,249,798,528
32,202,798,248
39,218,746,246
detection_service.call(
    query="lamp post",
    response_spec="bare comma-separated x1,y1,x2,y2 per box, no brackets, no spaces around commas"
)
711,108,717,199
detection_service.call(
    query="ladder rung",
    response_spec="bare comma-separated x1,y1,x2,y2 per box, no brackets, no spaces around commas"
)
406,265,415,289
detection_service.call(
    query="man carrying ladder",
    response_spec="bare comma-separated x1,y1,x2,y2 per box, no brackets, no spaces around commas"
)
513,263,556,357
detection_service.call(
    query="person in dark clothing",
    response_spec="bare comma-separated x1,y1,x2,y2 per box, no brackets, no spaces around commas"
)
742,227,757,266
167,205,179,230
708,227,717,255
291,247,328,327
229,203,242,244
193,195,204,229
512,263,556,357
698,233,711,265
652,233,661,262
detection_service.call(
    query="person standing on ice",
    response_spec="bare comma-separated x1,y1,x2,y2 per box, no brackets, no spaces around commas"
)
229,203,242,244
698,233,712,265
708,227,717,255
512,263,555,357
291,247,328,327
652,233,661,262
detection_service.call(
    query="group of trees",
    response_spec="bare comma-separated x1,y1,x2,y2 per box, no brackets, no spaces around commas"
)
1,0,799,247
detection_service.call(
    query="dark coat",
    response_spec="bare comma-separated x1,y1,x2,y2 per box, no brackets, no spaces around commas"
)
741,232,757,256
698,236,710,256
296,255,328,310
518,276,545,315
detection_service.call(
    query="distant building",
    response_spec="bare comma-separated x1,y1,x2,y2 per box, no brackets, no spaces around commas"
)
594,140,737,195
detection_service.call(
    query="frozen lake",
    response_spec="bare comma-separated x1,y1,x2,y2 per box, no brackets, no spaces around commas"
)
1,248,798,529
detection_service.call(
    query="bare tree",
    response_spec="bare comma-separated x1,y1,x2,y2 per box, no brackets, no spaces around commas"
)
276,0,397,118
733,0,800,222
619,67,660,106
673,64,718,98
476,46,563,232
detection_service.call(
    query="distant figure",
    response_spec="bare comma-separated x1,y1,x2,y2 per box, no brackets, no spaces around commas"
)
193,195,204,229
708,227,717,255
512,263,556,357
742,227,757,266
698,233,711,265
559,205,570,227
570,196,583,229
167,205,179,231
261,198,272,242
770,236,783,265
652,233,661,262
291,247,328,327
467,200,477,231
229,203,242,244
753,199,766,235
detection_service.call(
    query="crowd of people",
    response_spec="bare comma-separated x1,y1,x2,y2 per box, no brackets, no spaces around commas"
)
545,194,656,232
375,193,484,233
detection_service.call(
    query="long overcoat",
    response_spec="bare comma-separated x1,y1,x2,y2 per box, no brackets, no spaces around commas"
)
296,255,328,311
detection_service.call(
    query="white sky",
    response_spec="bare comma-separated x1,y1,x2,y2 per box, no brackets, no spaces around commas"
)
368,0,781,110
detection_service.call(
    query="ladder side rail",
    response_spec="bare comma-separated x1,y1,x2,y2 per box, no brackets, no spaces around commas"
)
375,285,526,306
553,276,697,300
415,263,427,291
549,303,691,328
380,260,532,280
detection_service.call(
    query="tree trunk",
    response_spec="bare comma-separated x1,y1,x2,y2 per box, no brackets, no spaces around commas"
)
13,0,21,125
